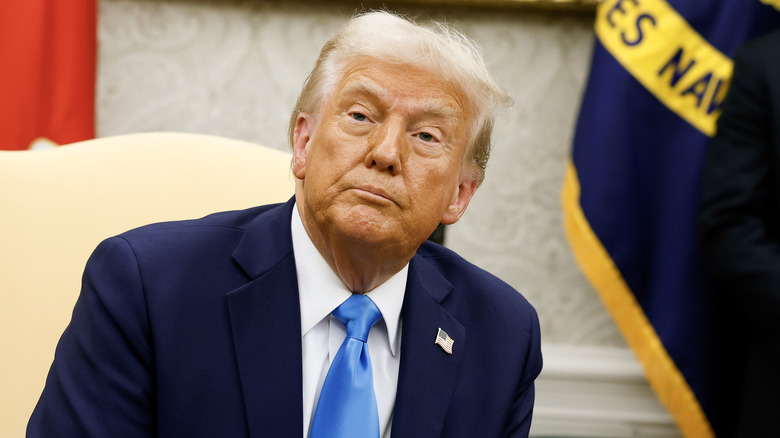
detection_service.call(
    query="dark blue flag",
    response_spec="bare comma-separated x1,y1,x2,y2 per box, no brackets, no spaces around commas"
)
562,1,780,436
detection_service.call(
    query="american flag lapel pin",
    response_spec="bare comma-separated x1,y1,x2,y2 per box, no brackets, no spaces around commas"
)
435,328,454,354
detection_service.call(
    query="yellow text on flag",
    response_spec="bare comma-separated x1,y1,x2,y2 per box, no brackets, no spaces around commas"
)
596,0,733,137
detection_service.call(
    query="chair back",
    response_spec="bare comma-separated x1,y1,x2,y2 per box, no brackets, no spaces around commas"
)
0,132,295,436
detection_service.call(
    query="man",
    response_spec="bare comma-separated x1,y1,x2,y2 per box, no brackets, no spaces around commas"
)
28,11,542,437
699,28,780,437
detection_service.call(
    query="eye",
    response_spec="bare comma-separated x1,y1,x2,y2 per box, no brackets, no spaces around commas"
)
350,112,368,122
418,132,436,142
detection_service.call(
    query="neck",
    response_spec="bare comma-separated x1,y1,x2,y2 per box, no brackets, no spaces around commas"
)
323,240,412,293
296,202,413,294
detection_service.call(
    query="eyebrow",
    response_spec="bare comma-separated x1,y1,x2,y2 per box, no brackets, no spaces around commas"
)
338,79,462,124
339,80,387,102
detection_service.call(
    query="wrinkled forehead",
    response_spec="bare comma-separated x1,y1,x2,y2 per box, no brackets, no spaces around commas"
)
327,57,474,122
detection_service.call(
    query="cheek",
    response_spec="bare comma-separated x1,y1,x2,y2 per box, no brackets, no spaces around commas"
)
305,139,362,189
319,124,362,158
419,155,459,185
408,165,457,209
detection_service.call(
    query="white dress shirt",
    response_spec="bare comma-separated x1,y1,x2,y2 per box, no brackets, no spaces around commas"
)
292,204,406,438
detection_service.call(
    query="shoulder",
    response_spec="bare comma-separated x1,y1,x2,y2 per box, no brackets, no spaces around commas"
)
414,241,538,322
739,29,780,57
115,202,283,247
88,202,292,271
124,203,280,236
414,241,543,381
733,29,780,73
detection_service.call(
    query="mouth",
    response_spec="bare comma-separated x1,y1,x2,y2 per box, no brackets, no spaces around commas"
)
352,185,394,203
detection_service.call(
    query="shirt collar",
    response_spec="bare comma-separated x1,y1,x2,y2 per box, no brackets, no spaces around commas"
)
292,203,407,355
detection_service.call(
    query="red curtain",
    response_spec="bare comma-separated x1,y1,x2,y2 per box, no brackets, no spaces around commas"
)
0,0,97,150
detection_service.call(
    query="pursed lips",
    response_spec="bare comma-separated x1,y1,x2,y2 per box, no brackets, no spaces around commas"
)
352,184,395,204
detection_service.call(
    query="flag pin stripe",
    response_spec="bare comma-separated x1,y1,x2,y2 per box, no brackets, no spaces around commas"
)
435,328,454,354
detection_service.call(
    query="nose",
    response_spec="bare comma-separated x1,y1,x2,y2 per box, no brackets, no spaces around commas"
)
365,117,406,175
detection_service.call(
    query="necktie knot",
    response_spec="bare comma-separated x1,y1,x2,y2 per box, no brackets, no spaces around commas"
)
333,294,381,342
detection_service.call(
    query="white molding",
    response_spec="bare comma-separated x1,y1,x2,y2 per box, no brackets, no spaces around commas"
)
530,345,682,438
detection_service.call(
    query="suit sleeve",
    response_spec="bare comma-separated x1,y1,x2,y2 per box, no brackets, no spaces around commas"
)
698,41,780,341
502,307,543,437
27,237,155,437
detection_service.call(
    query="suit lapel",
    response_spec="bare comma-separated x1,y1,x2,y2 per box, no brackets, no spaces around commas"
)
226,199,304,438
391,254,466,437
224,200,466,437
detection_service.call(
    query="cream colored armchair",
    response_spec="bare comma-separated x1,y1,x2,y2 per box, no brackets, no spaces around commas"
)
0,132,295,436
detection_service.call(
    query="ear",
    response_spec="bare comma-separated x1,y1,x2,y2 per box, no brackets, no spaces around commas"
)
292,113,314,179
440,177,478,225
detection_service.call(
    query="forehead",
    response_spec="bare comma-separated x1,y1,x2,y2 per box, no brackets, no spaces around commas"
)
331,58,471,121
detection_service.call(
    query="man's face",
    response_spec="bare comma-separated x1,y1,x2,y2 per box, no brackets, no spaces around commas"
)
292,58,477,254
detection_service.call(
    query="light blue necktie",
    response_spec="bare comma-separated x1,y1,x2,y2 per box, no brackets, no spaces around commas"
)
310,294,382,438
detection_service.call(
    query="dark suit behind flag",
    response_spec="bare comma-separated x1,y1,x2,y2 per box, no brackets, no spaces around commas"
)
0,0,97,150
562,1,780,437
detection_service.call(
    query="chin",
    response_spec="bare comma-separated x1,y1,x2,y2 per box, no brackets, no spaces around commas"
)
329,203,422,249
337,219,393,244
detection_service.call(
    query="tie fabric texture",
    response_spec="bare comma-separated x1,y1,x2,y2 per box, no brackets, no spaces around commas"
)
310,293,382,438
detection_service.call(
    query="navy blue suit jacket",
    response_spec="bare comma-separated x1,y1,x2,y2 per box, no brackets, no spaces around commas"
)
28,199,542,437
